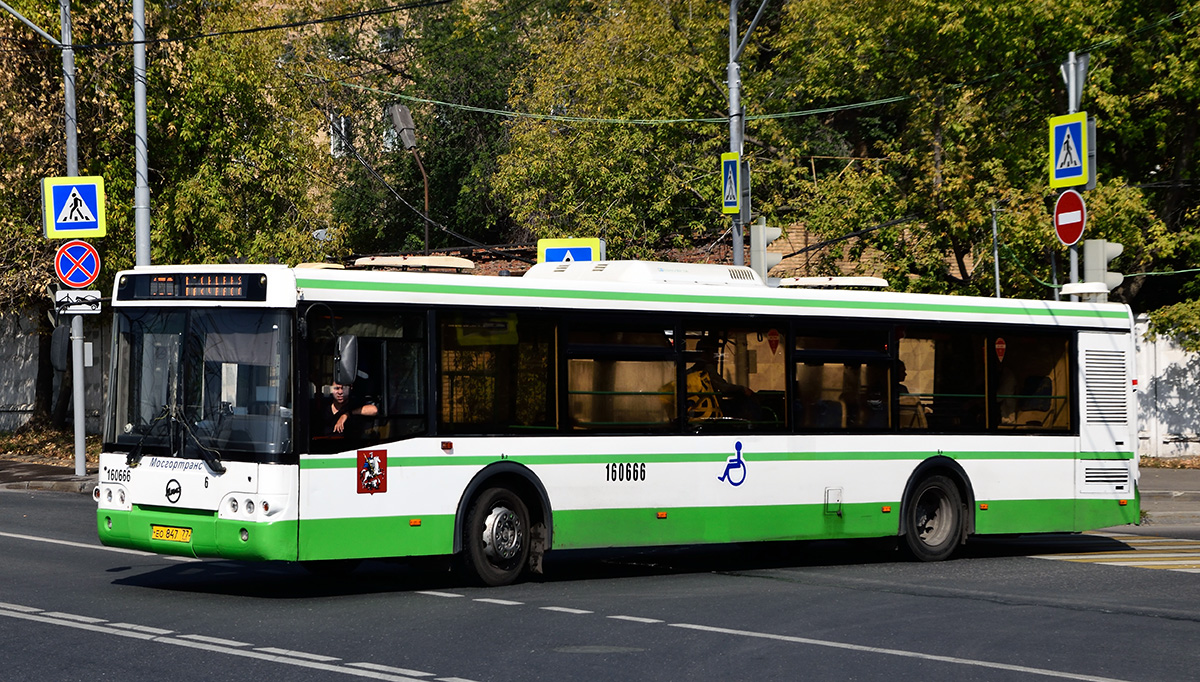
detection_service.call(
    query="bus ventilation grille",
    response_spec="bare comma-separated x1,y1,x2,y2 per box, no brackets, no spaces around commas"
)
1084,467,1130,487
728,268,757,281
1084,349,1128,425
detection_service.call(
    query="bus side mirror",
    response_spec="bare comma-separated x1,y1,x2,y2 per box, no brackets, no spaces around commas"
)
335,334,358,385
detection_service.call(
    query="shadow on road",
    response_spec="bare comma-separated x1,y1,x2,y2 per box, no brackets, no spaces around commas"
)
110,531,1133,598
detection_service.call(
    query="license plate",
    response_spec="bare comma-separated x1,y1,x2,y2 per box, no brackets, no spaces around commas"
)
151,525,192,543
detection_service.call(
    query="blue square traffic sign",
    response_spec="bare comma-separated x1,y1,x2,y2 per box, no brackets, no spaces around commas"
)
1049,113,1088,188
42,176,107,238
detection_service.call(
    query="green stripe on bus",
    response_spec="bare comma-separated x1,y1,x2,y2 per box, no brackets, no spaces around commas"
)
96,507,299,561
973,497,1139,534
550,502,900,548
300,450,1133,469
297,515,454,561
295,278,1128,321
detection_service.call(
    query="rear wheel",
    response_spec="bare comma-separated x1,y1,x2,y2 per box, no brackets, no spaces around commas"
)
464,487,530,586
903,475,963,562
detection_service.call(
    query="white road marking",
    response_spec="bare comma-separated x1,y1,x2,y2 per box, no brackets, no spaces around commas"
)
434,677,482,682
416,591,464,598
669,623,1131,682
472,598,522,606
110,622,175,635
255,646,341,662
177,634,252,647
607,615,663,623
347,662,435,677
0,530,199,562
42,611,107,624
0,603,449,681
540,606,593,614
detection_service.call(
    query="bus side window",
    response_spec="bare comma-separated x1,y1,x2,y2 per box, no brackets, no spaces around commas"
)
991,334,1070,431
897,330,986,432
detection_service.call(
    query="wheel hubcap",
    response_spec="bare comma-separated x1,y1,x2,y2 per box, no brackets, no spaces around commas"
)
482,505,522,561
916,490,951,546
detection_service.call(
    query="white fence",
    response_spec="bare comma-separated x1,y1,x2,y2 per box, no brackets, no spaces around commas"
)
1136,314,1200,459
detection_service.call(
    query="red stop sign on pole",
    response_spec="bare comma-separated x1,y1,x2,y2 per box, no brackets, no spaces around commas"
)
1054,189,1087,246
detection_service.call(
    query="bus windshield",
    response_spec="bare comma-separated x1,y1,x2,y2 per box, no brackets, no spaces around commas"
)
105,308,293,464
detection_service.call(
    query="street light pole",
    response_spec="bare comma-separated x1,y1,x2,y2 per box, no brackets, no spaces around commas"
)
728,1,743,265
726,0,768,266
389,104,430,254
133,0,150,266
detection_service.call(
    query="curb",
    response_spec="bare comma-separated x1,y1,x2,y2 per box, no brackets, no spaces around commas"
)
1142,511,1200,526
0,477,97,495
1141,490,1200,502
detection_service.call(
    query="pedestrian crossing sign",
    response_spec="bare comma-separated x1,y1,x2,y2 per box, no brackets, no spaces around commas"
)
42,176,106,239
721,152,741,215
1049,113,1088,188
537,237,605,263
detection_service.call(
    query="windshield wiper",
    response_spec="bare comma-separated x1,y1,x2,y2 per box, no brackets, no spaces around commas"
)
181,420,227,475
126,405,172,468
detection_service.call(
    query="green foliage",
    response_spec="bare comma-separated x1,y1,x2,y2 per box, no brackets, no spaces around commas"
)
3,0,1200,346
492,0,728,257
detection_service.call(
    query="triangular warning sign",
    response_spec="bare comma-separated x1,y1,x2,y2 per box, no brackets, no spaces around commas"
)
724,166,739,203
1056,128,1081,170
56,187,97,223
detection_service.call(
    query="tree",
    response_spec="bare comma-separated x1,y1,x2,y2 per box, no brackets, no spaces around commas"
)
493,0,730,257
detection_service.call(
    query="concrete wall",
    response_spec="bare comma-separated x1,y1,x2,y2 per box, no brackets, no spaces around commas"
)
1136,315,1200,459
0,312,108,434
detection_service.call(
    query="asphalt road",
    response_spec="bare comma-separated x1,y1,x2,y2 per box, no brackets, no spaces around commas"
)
3,489,1200,682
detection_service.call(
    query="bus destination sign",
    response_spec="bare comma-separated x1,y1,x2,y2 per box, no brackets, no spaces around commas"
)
117,273,268,301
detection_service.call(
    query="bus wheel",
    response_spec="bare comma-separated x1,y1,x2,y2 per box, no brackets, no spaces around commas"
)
465,487,530,586
903,475,963,562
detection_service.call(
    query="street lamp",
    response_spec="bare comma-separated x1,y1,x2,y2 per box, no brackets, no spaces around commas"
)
389,104,430,254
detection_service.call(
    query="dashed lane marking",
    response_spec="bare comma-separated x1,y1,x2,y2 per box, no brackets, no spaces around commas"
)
540,606,593,614
255,646,341,662
0,602,457,681
178,634,252,647
347,662,435,677
607,615,664,624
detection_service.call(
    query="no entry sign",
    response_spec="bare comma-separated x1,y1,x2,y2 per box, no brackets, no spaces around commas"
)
1054,190,1087,246
55,239,101,288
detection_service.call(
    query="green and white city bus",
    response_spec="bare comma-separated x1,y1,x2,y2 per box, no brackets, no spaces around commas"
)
95,259,1139,585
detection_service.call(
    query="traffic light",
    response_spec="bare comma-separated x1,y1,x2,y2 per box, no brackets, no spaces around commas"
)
749,216,782,281
1082,238,1123,293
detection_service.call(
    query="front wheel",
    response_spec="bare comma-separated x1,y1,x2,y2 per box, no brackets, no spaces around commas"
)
902,475,963,562
464,487,530,586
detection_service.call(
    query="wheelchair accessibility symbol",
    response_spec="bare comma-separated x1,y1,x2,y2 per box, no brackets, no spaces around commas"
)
717,441,746,487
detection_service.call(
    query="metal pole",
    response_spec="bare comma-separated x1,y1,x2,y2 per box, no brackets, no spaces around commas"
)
991,203,1001,298
133,0,150,266
1065,51,1078,300
728,0,743,266
63,0,85,475
70,315,86,475
410,149,430,254
60,0,77,177
1051,249,1060,301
